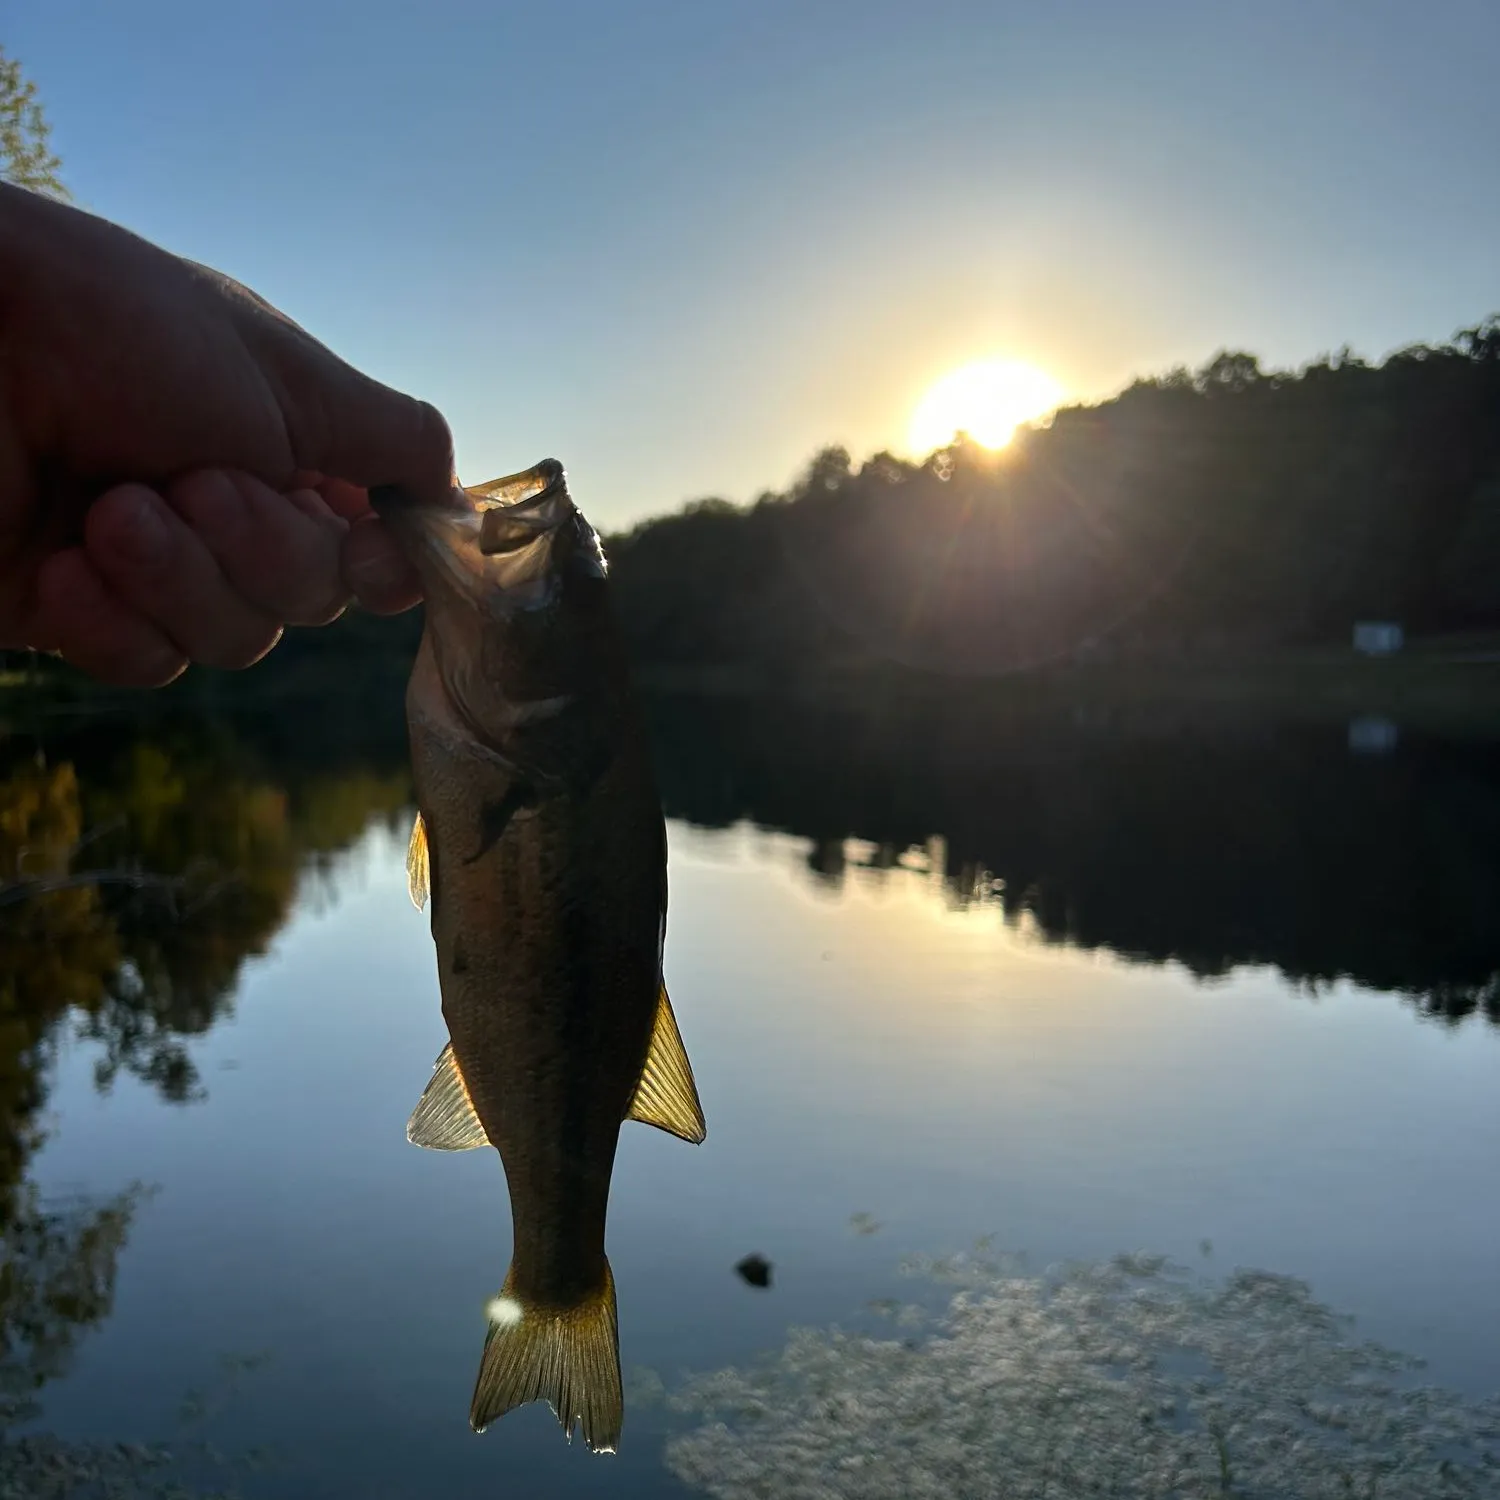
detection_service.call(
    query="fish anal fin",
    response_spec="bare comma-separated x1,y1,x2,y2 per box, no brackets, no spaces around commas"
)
407,812,430,910
407,1041,489,1151
625,984,706,1145
472,1261,622,1454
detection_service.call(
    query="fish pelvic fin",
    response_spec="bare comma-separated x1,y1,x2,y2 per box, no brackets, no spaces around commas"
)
407,812,430,910
407,1041,489,1150
625,983,706,1145
471,1261,622,1454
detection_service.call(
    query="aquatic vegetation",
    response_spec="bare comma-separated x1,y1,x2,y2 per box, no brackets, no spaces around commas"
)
0,1348,274,1500
0,1183,272,1499
665,1248,1500,1498
0,1431,179,1500
0,1415,273,1500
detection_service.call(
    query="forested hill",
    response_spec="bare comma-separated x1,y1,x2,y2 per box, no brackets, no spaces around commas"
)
606,319,1500,675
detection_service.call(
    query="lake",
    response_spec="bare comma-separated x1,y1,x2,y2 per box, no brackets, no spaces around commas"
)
2,685,1497,1497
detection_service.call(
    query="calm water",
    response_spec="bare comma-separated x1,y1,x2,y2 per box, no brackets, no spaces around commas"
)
2,688,1498,1496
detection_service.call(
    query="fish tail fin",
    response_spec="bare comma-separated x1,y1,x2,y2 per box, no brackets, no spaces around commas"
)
470,1261,622,1454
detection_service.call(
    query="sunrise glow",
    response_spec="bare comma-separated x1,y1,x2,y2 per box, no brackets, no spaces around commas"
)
908,360,1064,456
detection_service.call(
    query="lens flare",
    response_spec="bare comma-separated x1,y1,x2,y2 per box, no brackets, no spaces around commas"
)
909,360,1064,455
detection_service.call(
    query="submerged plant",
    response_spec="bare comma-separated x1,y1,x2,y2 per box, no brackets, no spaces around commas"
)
665,1248,1500,1499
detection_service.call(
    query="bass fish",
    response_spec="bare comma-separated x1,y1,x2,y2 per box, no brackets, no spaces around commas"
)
370,460,704,1455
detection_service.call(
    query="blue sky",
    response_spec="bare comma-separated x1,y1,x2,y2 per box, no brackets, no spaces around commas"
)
13,1,1499,526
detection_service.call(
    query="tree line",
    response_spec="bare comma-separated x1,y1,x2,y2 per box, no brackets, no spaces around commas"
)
607,324,1500,675
10,43,1498,680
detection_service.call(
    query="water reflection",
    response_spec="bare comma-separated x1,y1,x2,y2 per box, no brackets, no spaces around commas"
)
6,687,1498,1155
0,719,411,1146
0,1183,146,1422
647,690,1500,1023
0,687,1496,1492
0,706,412,1484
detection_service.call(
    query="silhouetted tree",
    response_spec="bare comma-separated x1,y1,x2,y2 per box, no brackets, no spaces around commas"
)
601,319,1500,673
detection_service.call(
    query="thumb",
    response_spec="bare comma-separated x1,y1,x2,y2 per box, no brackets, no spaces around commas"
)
271,327,455,505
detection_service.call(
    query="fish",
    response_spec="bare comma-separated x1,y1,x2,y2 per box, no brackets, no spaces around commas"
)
369,460,705,1455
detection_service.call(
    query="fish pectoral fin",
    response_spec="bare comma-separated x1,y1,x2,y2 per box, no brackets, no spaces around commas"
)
407,812,430,910
407,1041,489,1150
624,984,706,1145
472,1261,621,1454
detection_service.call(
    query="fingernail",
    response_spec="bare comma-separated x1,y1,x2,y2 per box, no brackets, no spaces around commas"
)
138,650,189,688
115,489,170,565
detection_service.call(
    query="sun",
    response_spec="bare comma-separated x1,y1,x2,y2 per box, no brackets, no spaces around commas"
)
908,359,1064,456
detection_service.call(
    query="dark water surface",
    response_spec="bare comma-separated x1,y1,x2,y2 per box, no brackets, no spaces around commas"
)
2,687,1497,1496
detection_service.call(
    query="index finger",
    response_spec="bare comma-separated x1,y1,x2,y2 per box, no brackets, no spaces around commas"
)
290,471,421,611
342,515,422,615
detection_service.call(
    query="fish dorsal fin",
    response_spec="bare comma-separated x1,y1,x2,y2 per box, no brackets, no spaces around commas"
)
625,985,706,1144
407,812,430,910
408,1041,489,1150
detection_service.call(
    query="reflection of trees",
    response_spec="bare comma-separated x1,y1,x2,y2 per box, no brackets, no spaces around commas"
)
0,706,413,1451
0,760,124,1202
0,1185,277,1498
646,691,1500,1021
0,1183,146,1423
0,717,413,1166
76,741,298,1103
0,743,294,1140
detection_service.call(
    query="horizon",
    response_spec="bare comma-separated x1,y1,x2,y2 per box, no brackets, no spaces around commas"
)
11,1,1499,524
618,313,1499,520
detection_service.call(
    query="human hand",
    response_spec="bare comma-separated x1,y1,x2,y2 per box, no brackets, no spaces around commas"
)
0,184,453,685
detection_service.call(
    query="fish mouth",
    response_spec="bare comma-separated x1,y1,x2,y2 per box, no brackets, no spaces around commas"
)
369,460,576,597
468,460,573,556
369,460,570,537
466,458,565,512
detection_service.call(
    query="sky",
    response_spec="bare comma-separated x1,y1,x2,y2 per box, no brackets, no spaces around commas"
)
11,0,1500,526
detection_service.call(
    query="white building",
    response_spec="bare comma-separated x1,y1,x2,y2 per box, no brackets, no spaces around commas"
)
1353,621,1404,655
